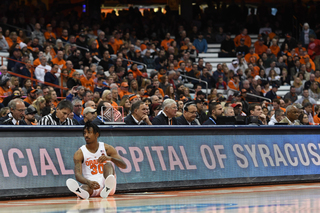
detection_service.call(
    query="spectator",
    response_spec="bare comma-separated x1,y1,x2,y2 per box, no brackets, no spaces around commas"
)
228,73,240,91
224,107,235,116
213,64,227,83
200,67,214,89
35,56,52,84
72,99,83,123
254,38,268,56
51,50,66,70
67,49,82,69
23,88,37,105
303,102,314,124
79,107,97,125
0,65,10,82
300,23,317,48
215,27,226,43
0,27,9,52
161,33,174,51
265,84,279,101
0,98,27,125
119,96,131,117
248,103,267,125
176,101,199,125
292,77,304,95
44,64,59,89
193,32,207,53
151,98,178,125
0,78,12,103
38,99,74,125
270,39,280,57
309,81,320,101
195,99,207,124
244,47,259,64
268,109,284,125
24,105,37,125
124,101,152,125
220,32,235,57
307,34,320,70
8,49,21,71
279,105,300,125
284,86,298,103
234,28,251,48
295,89,317,105
313,105,320,124
202,102,223,125
31,96,46,121
80,68,94,92
31,23,45,46
0,107,9,118
299,112,310,125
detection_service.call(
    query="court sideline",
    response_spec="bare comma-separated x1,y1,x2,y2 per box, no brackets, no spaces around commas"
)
1,183,320,212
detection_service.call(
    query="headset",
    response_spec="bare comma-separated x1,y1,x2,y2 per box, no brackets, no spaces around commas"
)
183,101,196,112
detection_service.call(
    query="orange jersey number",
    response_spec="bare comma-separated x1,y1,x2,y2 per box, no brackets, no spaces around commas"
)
90,163,104,175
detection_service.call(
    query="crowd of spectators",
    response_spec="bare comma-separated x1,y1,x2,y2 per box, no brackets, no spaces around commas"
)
0,1,319,126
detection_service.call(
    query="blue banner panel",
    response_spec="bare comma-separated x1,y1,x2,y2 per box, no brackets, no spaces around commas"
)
0,126,319,199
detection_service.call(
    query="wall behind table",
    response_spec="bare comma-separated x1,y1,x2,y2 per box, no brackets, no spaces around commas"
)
0,125,320,199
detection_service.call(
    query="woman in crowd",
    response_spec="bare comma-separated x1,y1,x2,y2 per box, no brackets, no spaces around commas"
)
299,112,310,125
21,78,33,96
59,69,69,96
239,57,248,72
293,77,303,95
129,79,138,94
208,88,218,102
164,85,175,100
280,68,291,85
31,96,46,121
149,103,161,122
159,75,170,92
309,81,320,101
268,69,281,86
0,107,9,118
119,96,131,117
101,90,118,107
44,45,53,62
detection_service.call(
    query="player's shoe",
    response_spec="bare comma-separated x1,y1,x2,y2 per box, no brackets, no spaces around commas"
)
100,175,116,198
66,178,90,199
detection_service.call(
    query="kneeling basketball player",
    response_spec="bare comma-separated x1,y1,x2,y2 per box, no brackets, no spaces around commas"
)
67,122,127,199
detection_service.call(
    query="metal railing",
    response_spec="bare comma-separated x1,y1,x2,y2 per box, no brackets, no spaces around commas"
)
227,88,272,103
180,74,208,99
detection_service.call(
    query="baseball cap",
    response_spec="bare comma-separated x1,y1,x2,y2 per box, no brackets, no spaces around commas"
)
254,75,261,80
135,49,141,53
79,34,86,37
121,82,129,87
234,91,241,97
231,103,241,108
25,105,37,115
129,94,138,101
236,52,242,56
194,99,203,104
46,24,52,27
232,60,238,65
272,84,279,88
83,107,96,115
241,88,247,93
258,37,264,41
27,88,38,94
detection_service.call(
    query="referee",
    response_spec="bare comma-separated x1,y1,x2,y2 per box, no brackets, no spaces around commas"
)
38,99,75,125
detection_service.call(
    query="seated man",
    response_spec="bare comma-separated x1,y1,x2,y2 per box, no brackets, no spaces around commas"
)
152,99,178,125
268,109,284,125
0,98,27,125
203,102,223,125
247,103,267,125
176,101,199,125
279,105,300,125
124,101,152,125
66,122,127,199
38,99,75,125
79,107,97,125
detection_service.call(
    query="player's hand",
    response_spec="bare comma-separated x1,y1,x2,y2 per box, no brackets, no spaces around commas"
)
88,180,100,190
98,155,111,163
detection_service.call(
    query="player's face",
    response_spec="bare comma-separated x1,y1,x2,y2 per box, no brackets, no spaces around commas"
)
83,127,99,144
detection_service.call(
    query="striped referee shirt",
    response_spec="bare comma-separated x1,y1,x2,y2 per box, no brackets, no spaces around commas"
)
38,111,75,125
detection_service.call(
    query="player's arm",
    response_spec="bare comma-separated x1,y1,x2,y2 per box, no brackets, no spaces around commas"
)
97,144,127,169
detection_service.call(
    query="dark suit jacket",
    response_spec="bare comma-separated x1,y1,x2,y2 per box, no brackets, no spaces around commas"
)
0,114,27,125
151,112,177,125
124,114,147,125
176,115,198,125
92,117,104,125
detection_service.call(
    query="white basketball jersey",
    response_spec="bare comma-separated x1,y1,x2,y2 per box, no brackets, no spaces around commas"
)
81,142,107,181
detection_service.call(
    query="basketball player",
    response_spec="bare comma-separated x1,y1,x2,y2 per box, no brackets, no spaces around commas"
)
66,122,127,199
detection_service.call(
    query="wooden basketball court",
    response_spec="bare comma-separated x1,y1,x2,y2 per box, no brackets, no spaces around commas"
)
1,183,320,212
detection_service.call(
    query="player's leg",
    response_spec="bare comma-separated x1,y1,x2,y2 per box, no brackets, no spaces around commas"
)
66,179,93,199
100,162,116,198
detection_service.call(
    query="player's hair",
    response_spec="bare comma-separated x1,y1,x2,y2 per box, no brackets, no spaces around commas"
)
83,122,100,137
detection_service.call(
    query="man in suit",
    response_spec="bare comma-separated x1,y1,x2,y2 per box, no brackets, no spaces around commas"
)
176,101,199,125
0,98,27,125
124,101,152,125
152,99,178,125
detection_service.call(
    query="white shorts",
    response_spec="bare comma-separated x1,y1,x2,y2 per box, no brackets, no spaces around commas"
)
90,174,117,197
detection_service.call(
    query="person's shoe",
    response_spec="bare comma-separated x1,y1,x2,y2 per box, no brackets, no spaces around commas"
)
66,178,90,199
100,175,116,198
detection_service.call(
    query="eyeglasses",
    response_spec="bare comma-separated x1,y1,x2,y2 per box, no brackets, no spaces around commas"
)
74,105,82,107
